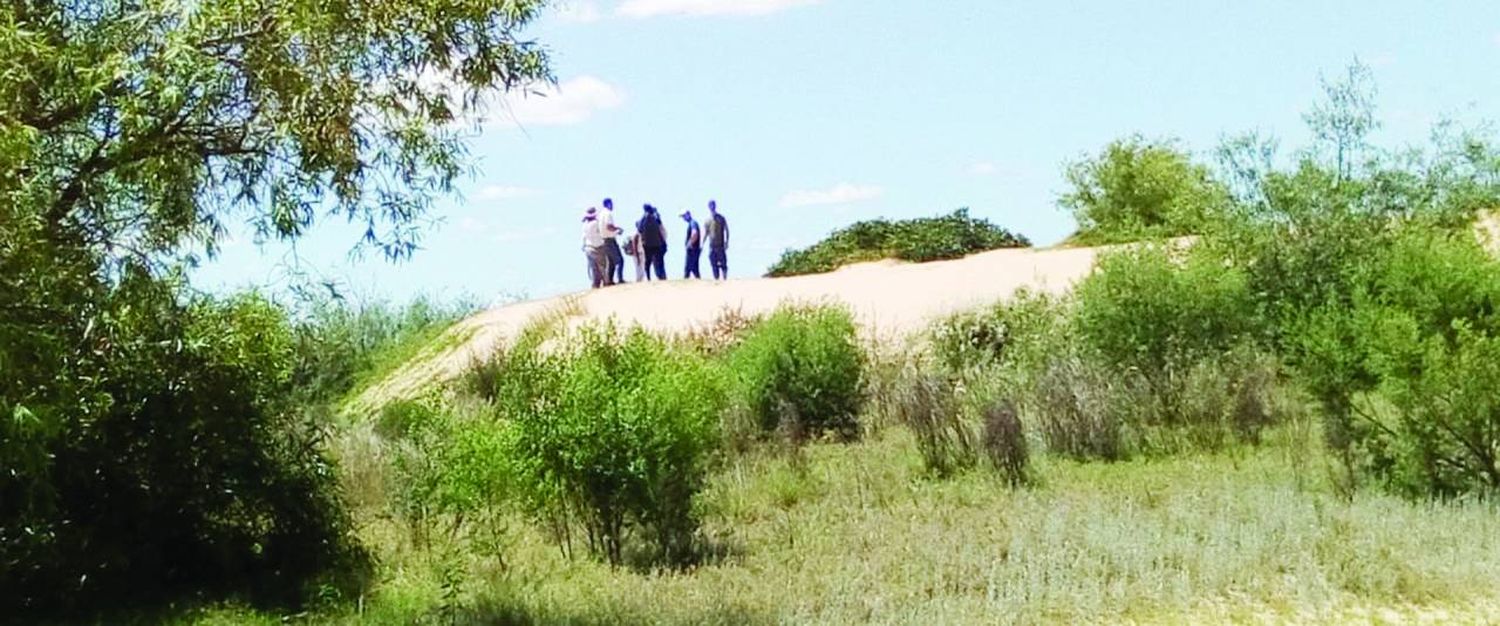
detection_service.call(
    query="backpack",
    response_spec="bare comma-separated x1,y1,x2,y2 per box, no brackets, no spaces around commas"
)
624,234,640,256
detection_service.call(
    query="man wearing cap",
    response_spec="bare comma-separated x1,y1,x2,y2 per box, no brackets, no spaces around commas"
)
681,210,702,279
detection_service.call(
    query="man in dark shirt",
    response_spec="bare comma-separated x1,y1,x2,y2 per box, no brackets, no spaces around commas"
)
681,210,702,279
704,200,730,280
637,204,668,281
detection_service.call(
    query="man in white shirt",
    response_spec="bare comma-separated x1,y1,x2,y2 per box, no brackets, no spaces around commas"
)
600,198,625,286
581,207,607,288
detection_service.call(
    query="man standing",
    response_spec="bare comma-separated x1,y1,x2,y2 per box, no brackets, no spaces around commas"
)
705,200,730,280
638,204,668,281
681,210,702,279
600,198,625,286
581,208,607,289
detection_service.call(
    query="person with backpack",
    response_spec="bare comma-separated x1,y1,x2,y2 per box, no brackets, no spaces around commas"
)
625,231,646,282
681,210,702,279
705,200,730,280
637,204,668,281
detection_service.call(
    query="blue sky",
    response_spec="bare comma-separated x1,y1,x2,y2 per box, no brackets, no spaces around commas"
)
195,0,1500,304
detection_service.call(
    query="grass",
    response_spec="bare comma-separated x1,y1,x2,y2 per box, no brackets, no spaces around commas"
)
181,423,1500,625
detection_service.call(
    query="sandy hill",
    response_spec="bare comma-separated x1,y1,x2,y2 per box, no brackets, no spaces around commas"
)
353,244,1107,411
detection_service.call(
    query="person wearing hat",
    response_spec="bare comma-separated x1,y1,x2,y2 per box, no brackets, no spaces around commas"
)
581,207,607,289
681,210,702,279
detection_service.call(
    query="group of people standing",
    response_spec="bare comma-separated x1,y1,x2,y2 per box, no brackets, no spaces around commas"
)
581,199,730,289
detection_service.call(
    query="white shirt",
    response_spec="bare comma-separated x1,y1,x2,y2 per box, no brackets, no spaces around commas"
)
582,218,605,248
599,208,619,240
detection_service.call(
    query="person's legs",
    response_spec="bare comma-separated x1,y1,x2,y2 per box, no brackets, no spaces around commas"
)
587,249,606,288
685,247,701,279
710,248,727,280
648,247,667,280
633,254,646,282
603,239,623,286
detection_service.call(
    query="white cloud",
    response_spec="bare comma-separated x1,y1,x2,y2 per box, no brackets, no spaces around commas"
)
477,185,540,200
617,0,819,18
968,161,998,176
488,76,625,128
556,1,603,23
779,183,884,208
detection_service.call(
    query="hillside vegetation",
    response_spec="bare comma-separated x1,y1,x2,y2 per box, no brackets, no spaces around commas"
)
12,24,1500,625
766,209,1031,277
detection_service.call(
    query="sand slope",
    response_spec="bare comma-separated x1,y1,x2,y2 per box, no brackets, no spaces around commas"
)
354,245,1105,410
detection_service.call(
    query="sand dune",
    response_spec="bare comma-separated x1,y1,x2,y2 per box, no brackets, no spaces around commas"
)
353,244,1105,410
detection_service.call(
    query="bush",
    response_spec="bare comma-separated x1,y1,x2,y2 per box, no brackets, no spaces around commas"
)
1061,135,1230,244
979,399,1030,486
767,209,1030,277
1030,356,1129,461
727,305,866,442
1364,322,1500,497
291,295,478,405
931,289,1066,373
0,277,363,614
1073,243,1262,376
892,369,976,478
479,326,726,566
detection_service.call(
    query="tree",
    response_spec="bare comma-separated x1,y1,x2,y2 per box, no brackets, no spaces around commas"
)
2,0,551,264
0,0,553,614
1059,136,1229,244
1304,60,1378,184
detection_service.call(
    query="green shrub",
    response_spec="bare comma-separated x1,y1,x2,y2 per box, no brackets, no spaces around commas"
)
979,399,1030,487
892,368,976,478
0,277,363,614
1061,135,1230,244
291,295,478,405
483,326,727,566
1073,243,1262,376
727,305,866,442
931,290,1066,373
1363,322,1500,497
767,209,1030,277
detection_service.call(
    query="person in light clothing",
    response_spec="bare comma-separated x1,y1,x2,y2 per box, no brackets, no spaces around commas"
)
581,208,607,289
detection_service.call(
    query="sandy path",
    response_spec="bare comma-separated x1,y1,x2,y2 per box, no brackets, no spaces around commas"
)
353,245,1104,410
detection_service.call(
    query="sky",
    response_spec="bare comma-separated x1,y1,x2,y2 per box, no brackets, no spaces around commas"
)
194,0,1500,305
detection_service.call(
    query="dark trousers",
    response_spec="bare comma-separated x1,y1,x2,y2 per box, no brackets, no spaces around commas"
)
603,239,624,285
645,246,667,281
684,247,702,279
709,248,728,279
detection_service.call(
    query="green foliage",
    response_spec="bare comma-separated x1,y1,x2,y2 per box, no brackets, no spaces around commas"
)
727,305,867,442
1365,323,1500,497
476,326,727,566
0,0,553,616
0,0,552,263
890,368,976,478
766,209,1030,277
1061,136,1230,243
0,281,363,614
1073,243,1263,375
291,295,478,406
